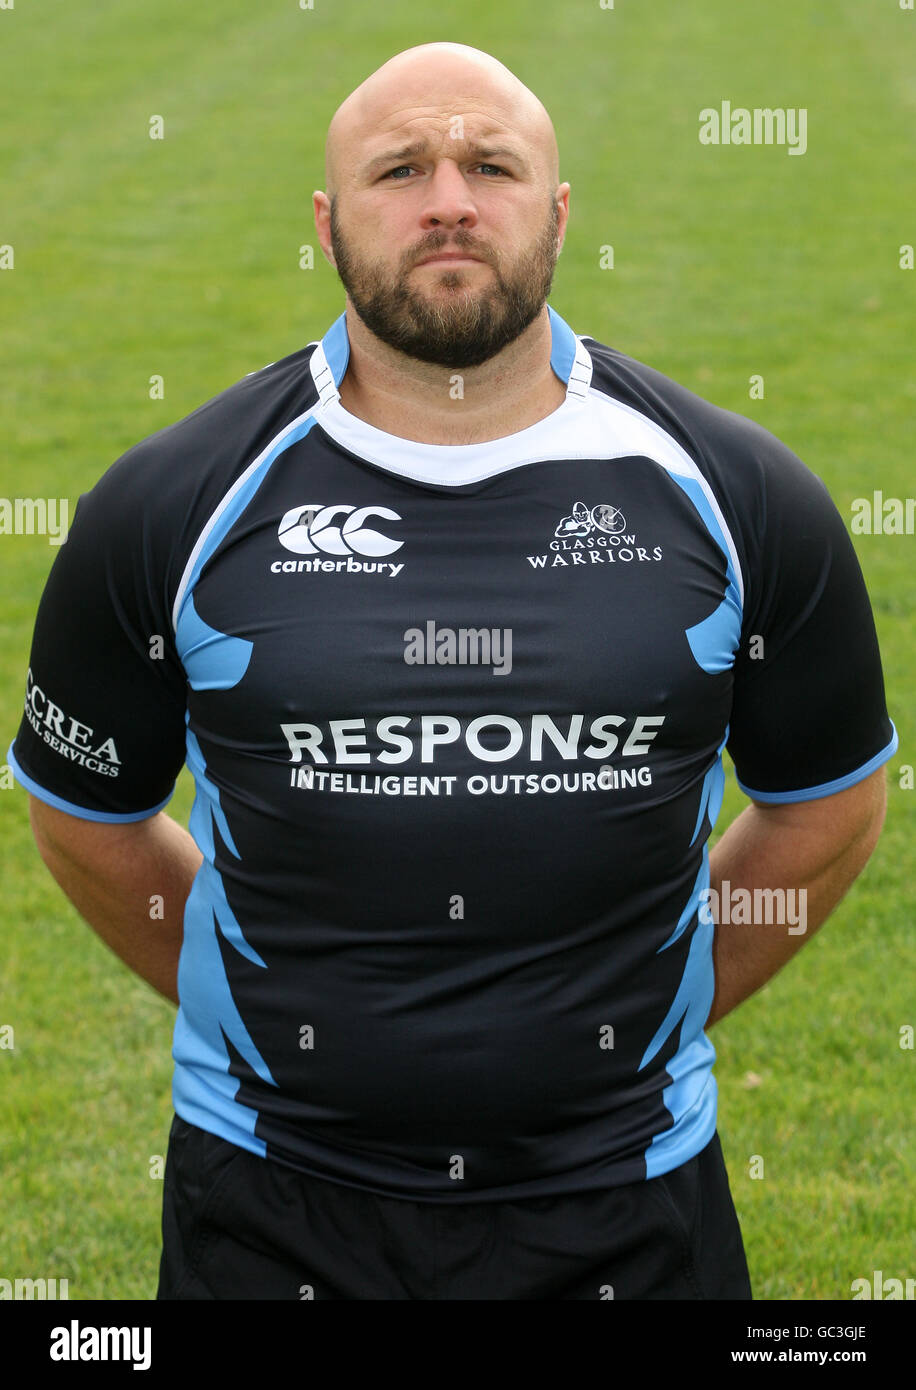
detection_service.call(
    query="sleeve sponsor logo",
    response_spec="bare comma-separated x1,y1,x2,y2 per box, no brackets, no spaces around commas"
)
22,669,121,777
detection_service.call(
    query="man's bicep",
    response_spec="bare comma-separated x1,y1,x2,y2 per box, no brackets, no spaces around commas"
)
748,765,888,852
28,792,168,862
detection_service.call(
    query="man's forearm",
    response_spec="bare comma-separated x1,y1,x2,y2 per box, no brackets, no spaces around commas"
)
29,798,203,1006
705,768,887,1027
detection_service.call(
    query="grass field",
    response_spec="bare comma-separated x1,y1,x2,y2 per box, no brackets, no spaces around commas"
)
0,0,913,1300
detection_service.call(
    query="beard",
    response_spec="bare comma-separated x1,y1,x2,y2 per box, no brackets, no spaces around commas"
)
329,194,560,369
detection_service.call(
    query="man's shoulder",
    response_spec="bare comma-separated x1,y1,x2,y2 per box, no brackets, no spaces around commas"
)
119,340,321,472
60,338,327,600
577,330,833,518
580,333,780,461
81,339,324,520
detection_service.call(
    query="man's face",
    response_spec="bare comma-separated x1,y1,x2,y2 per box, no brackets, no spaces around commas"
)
326,131,562,370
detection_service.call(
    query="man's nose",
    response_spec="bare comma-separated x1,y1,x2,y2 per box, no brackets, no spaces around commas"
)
417,161,480,229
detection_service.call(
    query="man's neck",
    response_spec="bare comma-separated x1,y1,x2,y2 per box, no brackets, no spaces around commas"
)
334,304,568,446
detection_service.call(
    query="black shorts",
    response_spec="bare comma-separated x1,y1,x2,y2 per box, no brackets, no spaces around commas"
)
157,1116,752,1300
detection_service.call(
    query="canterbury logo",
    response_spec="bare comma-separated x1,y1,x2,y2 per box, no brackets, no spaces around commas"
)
277,504,403,557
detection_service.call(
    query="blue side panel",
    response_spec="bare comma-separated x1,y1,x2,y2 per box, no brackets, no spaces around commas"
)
633,472,740,1174
706,743,727,832
668,474,739,593
184,721,273,988
639,899,718,1178
640,848,714,1071
661,473,743,675
547,304,577,385
656,853,709,957
639,727,730,1176
322,312,351,386
173,718,276,1151
686,595,741,674
176,595,253,691
171,408,315,1147
689,749,726,848
173,881,274,1151
184,725,240,874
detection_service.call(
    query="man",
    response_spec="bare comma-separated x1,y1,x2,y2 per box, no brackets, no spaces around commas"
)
8,42,896,1300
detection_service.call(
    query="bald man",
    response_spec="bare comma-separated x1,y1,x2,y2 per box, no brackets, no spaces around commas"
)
9,42,894,1300
315,41,569,445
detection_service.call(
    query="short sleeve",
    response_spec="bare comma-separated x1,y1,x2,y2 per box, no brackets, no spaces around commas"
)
726,437,897,802
8,462,188,821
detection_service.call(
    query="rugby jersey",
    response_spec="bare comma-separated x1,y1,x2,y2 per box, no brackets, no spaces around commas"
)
8,305,897,1200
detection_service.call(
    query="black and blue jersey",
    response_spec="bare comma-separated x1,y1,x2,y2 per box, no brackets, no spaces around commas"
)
8,305,897,1201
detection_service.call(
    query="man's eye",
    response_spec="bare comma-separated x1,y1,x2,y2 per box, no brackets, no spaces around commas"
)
383,164,507,180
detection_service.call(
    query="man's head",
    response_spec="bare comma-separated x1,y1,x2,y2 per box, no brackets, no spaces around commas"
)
313,43,570,369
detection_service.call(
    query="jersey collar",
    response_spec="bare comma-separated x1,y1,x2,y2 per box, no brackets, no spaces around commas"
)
308,304,594,485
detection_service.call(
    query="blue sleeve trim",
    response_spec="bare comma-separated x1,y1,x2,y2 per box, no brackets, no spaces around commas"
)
736,725,898,804
6,744,174,823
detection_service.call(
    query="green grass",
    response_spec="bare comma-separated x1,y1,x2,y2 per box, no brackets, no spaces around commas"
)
1,0,913,1299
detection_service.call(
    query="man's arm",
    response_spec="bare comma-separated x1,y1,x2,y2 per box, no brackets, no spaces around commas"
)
28,795,203,1007
705,766,887,1027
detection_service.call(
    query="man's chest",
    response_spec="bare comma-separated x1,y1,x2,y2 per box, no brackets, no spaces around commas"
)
180,450,741,780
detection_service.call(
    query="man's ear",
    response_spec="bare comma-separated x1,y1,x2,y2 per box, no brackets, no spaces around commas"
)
312,190,337,268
